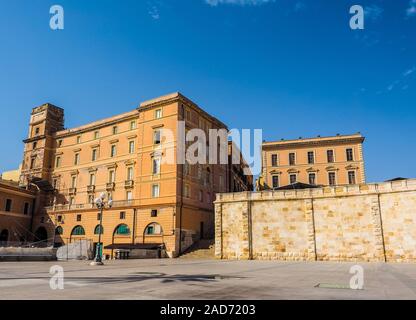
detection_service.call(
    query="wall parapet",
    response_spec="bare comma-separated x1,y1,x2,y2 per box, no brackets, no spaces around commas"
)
215,179,416,203
215,179,416,263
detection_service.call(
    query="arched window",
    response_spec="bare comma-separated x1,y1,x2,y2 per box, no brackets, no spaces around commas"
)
94,225,104,235
71,225,85,236
55,226,63,235
34,227,48,242
145,223,163,235
0,229,9,244
114,224,130,235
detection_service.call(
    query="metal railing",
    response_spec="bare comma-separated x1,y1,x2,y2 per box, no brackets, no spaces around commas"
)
45,199,140,212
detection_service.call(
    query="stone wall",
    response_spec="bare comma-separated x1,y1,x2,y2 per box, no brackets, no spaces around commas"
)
214,179,416,262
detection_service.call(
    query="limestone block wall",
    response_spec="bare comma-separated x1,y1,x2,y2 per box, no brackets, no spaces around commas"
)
215,179,416,262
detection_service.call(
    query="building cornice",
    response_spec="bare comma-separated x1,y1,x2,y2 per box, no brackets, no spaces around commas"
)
262,135,365,150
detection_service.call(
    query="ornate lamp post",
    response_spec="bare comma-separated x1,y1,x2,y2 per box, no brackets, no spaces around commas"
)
90,192,113,266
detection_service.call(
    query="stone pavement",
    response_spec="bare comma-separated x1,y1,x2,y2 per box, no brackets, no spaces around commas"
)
0,259,415,300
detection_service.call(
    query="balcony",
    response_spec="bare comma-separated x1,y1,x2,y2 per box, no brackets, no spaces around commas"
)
68,188,77,195
87,185,96,193
45,199,139,213
124,180,134,189
106,182,116,191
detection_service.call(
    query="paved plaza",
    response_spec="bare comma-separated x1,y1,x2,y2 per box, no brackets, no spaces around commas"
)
0,259,416,300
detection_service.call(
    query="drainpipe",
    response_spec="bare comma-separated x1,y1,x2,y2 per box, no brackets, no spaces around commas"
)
132,208,137,245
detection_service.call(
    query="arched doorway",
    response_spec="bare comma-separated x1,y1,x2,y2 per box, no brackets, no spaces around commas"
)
0,229,9,246
34,227,48,244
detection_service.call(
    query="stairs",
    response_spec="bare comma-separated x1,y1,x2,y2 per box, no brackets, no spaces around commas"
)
179,239,215,259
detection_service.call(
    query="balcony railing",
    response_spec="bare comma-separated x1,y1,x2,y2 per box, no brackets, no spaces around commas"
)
45,199,140,213
87,185,95,193
106,182,116,191
124,180,134,188
68,188,77,195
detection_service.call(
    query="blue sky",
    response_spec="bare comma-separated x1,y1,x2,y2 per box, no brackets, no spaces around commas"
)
0,0,415,182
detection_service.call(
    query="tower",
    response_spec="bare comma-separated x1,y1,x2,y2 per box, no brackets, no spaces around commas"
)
20,103,64,187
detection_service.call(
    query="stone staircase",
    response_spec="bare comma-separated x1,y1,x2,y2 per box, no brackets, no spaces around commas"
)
179,239,215,259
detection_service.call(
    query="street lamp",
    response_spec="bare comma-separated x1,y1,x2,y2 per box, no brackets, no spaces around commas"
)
90,192,113,266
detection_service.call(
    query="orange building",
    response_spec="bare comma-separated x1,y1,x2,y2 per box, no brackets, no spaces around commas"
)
261,133,366,189
0,179,36,245
15,92,252,257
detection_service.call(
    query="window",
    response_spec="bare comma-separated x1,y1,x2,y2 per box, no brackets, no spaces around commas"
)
199,190,203,202
110,145,117,157
272,176,279,189
348,171,356,185
184,161,190,175
328,172,336,186
130,121,136,130
97,212,102,221
5,199,12,212
34,127,40,135
94,131,100,139
76,214,82,222
127,167,134,181
289,153,296,166
109,170,116,183
92,149,98,161
55,156,61,168
327,150,334,163
153,129,161,145
152,157,161,175
115,224,130,235
33,142,37,149
89,173,96,186
76,136,81,144
57,215,63,222
346,148,354,162
126,191,133,201
184,185,190,198
40,217,45,223
58,140,63,147
185,109,191,121
94,225,103,235
155,109,162,119
55,226,63,235
74,153,80,165
112,126,118,135
88,195,94,204
145,223,162,235
271,154,278,167
30,158,36,169
129,140,135,154
151,209,158,217
120,212,126,220
219,175,224,191
152,184,160,198
289,174,297,184
206,168,211,185
309,173,316,185
23,202,29,215
307,151,315,164
71,226,85,236
71,176,77,188
207,192,211,203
